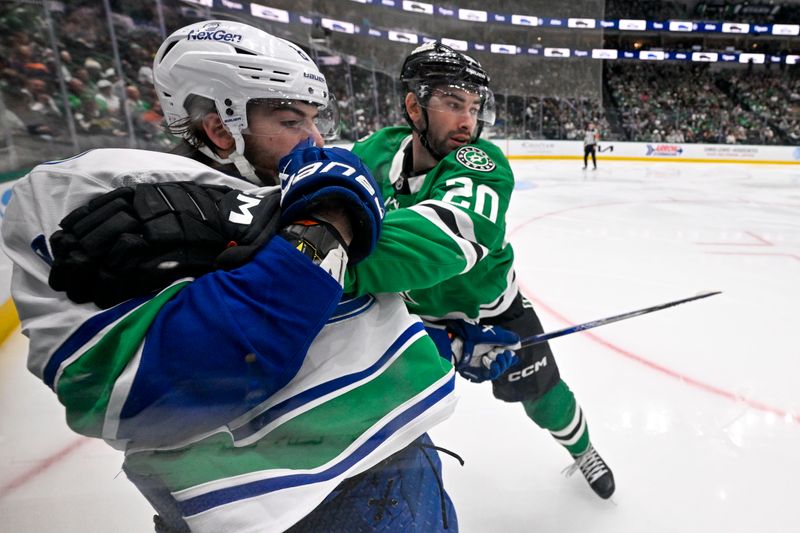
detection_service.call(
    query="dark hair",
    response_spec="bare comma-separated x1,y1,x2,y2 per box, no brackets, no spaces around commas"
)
165,94,220,153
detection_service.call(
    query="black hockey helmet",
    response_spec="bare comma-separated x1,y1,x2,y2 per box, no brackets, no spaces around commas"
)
399,42,496,158
400,42,491,94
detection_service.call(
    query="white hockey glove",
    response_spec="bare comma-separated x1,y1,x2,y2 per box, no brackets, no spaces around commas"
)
427,321,521,383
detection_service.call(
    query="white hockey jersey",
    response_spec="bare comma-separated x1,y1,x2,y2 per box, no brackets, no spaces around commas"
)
1,149,457,532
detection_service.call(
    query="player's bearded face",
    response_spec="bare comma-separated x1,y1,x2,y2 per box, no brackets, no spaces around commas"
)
423,87,481,155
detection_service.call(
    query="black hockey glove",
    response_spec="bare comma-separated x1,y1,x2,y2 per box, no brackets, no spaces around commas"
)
48,181,281,309
279,218,349,286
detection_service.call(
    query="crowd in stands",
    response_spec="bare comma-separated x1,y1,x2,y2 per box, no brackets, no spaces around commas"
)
606,0,689,21
604,0,800,25
3,1,800,173
694,1,800,25
721,71,800,143
606,62,799,144
483,96,611,141
0,1,186,171
319,61,406,141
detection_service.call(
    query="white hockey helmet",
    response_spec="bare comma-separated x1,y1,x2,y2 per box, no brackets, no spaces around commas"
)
153,20,336,181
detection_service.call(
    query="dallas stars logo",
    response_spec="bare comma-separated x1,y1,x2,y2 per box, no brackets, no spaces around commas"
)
455,146,496,172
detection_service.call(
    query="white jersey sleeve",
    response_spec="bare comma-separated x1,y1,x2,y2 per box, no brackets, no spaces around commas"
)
1,148,271,378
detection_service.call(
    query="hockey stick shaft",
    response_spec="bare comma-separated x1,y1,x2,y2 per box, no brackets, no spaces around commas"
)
520,290,721,348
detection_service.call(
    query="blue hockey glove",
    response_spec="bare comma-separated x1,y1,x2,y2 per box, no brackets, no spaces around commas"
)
278,143,384,264
426,321,521,383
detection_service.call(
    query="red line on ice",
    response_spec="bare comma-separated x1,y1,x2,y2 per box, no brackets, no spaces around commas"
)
520,283,799,425
4,196,796,500
511,200,799,425
0,437,91,500
695,230,774,246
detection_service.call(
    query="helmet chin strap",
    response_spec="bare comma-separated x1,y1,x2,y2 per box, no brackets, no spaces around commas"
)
230,131,264,185
197,138,262,185
407,108,448,163
229,151,263,185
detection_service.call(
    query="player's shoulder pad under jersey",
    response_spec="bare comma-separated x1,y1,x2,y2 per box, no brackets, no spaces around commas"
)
34,148,264,193
37,148,202,174
353,126,410,152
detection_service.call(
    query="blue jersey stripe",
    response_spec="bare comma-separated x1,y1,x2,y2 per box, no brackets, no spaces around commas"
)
180,372,455,516
40,150,92,165
229,320,424,441
43,294,152,389
329,294,375,323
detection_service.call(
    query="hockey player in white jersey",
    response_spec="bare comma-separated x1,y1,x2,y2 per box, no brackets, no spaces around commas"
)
2,21,462,532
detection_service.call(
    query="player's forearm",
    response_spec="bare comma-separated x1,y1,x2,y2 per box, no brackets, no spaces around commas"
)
344,209,476,295
55,237,342,447
345,198,507,295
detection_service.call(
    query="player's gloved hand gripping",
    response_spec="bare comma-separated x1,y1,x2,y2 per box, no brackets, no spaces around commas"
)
48,143,384,309
49,182,281,308
278,142,384,265
426,320,521,383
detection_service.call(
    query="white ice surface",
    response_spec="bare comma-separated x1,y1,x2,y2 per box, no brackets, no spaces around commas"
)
1,160,798,532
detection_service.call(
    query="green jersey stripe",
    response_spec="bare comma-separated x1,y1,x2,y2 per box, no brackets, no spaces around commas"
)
124,334,451,492
57,282,189,437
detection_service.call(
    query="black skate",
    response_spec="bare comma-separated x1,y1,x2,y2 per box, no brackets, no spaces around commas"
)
563,444,615,499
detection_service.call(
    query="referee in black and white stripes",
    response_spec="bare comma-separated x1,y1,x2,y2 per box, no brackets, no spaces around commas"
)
582,123,599,170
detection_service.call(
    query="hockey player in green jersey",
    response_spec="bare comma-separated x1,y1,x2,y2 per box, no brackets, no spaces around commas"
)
346,42,616,499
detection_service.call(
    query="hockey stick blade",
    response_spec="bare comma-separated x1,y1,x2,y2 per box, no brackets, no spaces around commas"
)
520,290,721,348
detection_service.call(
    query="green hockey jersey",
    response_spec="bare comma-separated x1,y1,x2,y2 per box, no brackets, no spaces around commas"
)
346,126,518,320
